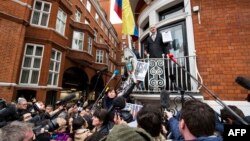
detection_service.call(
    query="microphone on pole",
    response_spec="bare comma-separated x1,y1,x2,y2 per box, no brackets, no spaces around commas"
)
111,69,119,79
167,54,249,125
91,69,119,111
167,53,177,64
56,93,76,105
235,76,250,90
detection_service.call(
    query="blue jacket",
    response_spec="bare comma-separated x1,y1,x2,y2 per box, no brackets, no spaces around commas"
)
167,116,223,141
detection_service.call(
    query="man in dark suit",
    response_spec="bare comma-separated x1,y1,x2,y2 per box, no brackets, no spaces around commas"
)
144,25,170,90
145,25,169,58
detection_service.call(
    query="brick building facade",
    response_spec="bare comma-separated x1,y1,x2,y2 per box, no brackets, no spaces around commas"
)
134,0,250,101
0,0,122,104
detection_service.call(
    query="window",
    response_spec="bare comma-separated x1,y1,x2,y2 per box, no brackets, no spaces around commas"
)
31,0,51,27
48,49,61,86
72,31,84,50
94,29,97,42
95,13,99,22
20,43,44,85
159,3,184,21
87,37,93,54
85,19,90,25
56,9,67,35
159,21,187,58
86,0,91,12
96,50,104,63
75,10,81,22
100,36,104,44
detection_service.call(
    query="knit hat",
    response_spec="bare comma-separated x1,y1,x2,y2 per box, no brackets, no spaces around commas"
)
101,124,153,141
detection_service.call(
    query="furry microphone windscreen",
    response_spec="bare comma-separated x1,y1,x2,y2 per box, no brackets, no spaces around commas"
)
235,76,250,90
160,90,170,109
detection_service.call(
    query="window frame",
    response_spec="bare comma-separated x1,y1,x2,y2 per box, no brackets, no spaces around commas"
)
87,36,93,54
96,50,104,63
72,31,84,51
30,0,51,27
48,49,61,86
19,43,44,85
55,8,67,35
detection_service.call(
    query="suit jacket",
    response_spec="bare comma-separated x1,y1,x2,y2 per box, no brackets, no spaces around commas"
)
145,32,169,58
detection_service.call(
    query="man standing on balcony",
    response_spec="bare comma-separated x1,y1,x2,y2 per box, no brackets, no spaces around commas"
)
144,25,170,90
144,24,169,58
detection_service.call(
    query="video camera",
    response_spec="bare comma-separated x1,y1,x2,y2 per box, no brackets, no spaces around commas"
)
32,118,59,136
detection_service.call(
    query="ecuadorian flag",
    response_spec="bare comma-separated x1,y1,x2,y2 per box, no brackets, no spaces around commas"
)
114,0,138,41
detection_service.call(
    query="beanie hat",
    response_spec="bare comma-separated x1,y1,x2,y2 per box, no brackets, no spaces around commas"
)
101,124,153,141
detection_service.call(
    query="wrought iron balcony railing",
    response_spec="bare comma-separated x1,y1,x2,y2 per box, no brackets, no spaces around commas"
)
132,55,201,94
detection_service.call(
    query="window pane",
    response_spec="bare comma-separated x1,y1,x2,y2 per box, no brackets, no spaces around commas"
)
33,58,41,68
41,13,48,26
79,41,83,50
53,74,58,85
26,45,34,55
51,50,55,59
35,47,43,56
79,32,83,39
56,52,61,61
20,70,29,83
48,73,52,85
56,19,60,32
23,57,32,67
49,62,54,70
55,62,59,71
35,1,42,10
32,11,40,25
31,71,39,84
43,3,50,12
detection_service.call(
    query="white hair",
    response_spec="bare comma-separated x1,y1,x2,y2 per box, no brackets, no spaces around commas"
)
17,97,27,104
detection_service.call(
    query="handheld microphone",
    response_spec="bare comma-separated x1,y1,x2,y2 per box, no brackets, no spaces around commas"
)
235,76,250,90
167,53,177,64
56,93,76,105
160,90,170,111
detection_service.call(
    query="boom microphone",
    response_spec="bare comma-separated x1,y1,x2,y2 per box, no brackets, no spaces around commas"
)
235,76,250,90
56,93,76,105
160,90,170,110
91,70,119,111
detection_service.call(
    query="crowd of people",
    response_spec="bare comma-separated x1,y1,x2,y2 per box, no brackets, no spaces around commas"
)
1,86,250,141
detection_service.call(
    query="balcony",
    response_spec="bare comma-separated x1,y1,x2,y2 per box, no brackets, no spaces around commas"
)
129,55,204,105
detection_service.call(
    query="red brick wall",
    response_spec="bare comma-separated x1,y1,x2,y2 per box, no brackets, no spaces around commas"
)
191,0,250,100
